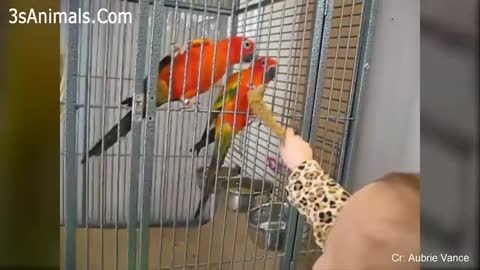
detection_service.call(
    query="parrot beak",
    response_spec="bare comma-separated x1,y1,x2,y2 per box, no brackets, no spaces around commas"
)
242,52,255,63
265,66,277,82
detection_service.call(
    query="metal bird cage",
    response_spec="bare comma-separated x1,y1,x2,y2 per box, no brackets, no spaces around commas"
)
60,0,376,269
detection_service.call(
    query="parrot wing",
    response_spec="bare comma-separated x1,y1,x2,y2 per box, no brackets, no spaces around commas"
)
189,75,239,156
174,38,214,56
210,73,240,125
159,38,213,73
158,54,172,74
213,73,240,110
213,86,236,111
186,38,214,49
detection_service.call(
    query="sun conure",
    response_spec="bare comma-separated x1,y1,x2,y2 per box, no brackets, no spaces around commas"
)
193,56,278,219
82,36,256,163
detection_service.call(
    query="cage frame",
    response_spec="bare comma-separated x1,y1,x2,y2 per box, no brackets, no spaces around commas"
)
337,0,377,188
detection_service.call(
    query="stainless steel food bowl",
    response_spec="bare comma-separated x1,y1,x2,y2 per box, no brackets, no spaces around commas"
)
195,166,241,190
223,177,273,212
248,202,290,252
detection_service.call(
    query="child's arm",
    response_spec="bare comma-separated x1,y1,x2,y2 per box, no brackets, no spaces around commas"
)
285,159,351,250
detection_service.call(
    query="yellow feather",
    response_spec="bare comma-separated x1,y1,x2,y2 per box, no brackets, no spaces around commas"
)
247,85,286,142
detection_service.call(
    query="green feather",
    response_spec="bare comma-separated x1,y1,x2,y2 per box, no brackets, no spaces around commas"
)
213,84,238,111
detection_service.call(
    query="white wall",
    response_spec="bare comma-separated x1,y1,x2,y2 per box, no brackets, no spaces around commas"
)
347,0,420,191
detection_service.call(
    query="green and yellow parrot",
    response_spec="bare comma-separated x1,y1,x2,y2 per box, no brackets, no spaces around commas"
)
194,56,278,219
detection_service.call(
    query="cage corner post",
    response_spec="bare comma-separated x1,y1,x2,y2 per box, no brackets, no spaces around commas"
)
280,0,334,269
336,0,378,189
307,0,335,147
138,0,167,270
64,0,81,269
126,0,155,269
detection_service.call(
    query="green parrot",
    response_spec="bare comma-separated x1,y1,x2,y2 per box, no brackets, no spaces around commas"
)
194,56,277,219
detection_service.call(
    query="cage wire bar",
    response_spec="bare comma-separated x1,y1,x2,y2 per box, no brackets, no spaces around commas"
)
285,0,334,267
303,0,357,256
221,0,323,269
128,1,148,269
61,0,375,269
311,0,370,183
230,0,334,268
338,0,377,188
227,0,377,265
64,0,80,268
134,0,167,269
291,0,377,257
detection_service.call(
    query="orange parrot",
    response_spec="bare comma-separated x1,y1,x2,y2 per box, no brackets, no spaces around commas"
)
193,56,278,219
82,36,256,163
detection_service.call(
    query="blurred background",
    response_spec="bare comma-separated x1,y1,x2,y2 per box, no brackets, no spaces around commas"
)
0,0,60,268
420,0,478,268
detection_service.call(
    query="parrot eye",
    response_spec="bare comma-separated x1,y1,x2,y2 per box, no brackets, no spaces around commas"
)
262,59,266,66
243,41,251,49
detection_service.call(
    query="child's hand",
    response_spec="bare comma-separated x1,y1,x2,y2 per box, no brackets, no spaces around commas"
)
280,128,313,170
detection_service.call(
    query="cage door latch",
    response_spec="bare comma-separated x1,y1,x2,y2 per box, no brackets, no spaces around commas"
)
134,94,144,120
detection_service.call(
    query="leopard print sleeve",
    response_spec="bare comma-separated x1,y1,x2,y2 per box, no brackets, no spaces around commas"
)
285,160,351,251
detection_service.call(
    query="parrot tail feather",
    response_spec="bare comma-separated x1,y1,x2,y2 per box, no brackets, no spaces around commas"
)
189,112,219,155
193,166,217,220
120,76,147,108
121,97,133,107
193,130,231,220
82,76,149,164
189,126,216,156
81,110,133,164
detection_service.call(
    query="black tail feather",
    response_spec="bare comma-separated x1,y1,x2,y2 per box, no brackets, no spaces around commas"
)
120,76,147,108
193,193,210,219
189,111,218,156
193,154,219,219
193,171,215,219
82,76,148,164
190,126,216,156
121,97,133,107
81,110,133,164
193,144,229,220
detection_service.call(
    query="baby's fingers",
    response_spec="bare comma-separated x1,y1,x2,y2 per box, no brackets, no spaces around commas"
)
285,127,295,138
281,128,294,146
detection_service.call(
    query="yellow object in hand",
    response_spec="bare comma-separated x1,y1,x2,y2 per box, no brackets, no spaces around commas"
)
247,85,287,142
